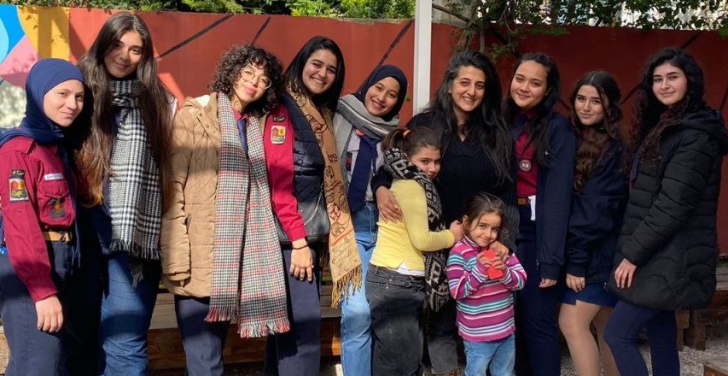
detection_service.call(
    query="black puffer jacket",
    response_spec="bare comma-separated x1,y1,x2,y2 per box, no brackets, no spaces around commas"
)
607,109,728,310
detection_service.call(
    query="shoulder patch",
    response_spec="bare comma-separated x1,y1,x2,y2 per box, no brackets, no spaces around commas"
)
271,125,286,145
9,170,29,202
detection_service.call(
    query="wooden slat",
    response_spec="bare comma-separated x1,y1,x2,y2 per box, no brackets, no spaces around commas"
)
705,356,728,376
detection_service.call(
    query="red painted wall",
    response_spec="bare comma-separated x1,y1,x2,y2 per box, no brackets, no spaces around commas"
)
67,10,728,254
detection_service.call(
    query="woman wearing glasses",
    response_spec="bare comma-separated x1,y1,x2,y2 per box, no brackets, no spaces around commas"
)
161,44,286,375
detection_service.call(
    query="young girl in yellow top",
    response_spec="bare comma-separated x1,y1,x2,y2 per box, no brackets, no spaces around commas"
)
365,127,463,376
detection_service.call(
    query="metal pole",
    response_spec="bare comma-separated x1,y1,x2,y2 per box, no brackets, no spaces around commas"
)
413,0,432,114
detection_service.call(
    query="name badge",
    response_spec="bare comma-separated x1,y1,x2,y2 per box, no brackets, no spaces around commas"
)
44,173,64,181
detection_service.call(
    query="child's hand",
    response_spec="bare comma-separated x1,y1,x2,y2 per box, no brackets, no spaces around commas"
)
449,220,463,241
478,250,506,279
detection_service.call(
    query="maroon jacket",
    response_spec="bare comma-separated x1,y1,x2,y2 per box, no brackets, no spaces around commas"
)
0,136,75,301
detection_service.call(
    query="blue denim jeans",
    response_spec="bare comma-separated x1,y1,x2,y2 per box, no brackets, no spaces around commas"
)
366,265,425,376
604,300,678,376
463,334,516,376
99,253,161,376
340,203,378,376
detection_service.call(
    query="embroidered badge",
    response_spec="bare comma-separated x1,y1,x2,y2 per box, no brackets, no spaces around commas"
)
519,159,532,172
272,115,286,122
50,198,66,219
43,173,64,181
9,170,29,202
271,125,286,145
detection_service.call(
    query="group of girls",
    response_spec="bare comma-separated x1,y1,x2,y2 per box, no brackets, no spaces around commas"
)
0,9,725,376
363,46,726,376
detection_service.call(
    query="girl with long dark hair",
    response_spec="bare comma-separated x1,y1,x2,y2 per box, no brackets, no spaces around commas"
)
604,48,727,376
75,12,175,375
558,71,628,376
263,36,357,376
503,52,576,376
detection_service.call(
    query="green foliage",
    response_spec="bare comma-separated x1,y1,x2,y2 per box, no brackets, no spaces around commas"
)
8,0,414,17
339,0,413,18
443,0,728,60
285,0,336,16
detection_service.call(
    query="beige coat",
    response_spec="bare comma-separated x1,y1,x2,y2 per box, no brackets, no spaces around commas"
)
161,93,222,298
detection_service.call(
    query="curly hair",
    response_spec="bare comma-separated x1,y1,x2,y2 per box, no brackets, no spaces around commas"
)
503,52,562,168
569,71,623,192
428,50,512,185
629,47,706,168
209,44,283,117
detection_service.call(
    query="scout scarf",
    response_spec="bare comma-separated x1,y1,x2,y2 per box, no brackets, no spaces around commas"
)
205,93,290,338
383,147,451,311
108,80,162,260
289,89,361,307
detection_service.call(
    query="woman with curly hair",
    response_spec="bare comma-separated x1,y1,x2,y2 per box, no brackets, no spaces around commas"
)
161,44,287,376
74,12,176,375
371,50,515,376
604,48,728,376
558,71,628,376
503,52,576,376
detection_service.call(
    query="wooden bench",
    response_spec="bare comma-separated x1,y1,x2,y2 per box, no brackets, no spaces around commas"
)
684,266,728,350
148,284,341,370
0,284,341,374
704,355,728,376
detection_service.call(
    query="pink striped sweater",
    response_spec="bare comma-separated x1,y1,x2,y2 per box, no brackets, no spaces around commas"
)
446,237,527,342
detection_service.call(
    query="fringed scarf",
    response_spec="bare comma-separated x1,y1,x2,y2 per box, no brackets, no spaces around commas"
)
288,89,361,307
383,147,451,311
109,80,162,260
205,93,290,337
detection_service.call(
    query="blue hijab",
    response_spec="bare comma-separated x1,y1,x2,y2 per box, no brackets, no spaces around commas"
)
0,58,85,147
0,58,84,257
353,64,408,122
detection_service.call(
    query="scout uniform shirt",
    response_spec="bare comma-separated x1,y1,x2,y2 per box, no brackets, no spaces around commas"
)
0,136,75,302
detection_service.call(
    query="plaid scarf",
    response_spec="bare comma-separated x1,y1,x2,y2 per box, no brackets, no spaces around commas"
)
109,80,162,260
205,93,290,337
289,89,361,307
383,147,451,311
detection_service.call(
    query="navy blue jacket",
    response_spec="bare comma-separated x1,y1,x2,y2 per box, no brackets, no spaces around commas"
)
511,112,576,280
565,141,628,283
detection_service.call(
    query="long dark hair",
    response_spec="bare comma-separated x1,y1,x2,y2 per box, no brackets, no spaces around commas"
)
503,52,561,167
428,50,512,184
76,11,173,208
569,71,623,192
284,36,345,113
629,47,706,167
209,44,283,116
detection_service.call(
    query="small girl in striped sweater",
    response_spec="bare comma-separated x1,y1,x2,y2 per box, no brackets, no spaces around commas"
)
446,192,527,376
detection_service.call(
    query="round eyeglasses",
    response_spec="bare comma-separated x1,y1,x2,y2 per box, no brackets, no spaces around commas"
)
241,66,272,90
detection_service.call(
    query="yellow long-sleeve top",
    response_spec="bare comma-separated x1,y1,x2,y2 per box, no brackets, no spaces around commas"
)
370,179,455,272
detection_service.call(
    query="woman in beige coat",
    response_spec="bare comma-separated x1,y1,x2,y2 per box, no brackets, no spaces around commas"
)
161,44,289,376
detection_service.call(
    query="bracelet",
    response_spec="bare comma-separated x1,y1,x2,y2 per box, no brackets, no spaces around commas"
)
292,245,308,250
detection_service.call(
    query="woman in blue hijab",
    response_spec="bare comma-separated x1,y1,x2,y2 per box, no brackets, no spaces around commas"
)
333,64,408,376
0,58,88,376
